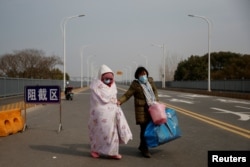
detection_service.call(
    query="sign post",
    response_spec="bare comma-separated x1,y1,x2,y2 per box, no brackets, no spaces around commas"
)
24,85,62,132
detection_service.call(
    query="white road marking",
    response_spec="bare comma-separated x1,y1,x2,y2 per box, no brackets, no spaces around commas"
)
235,106,250,110
215,99,250,105
180,94,209,98
158,94,171,97
211,107,250,121
179,96,194,100
170,98,194,104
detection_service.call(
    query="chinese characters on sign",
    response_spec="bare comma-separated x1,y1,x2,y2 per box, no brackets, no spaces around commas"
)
25,86,60,103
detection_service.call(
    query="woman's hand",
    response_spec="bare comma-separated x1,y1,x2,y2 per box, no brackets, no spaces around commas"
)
117,100,121,106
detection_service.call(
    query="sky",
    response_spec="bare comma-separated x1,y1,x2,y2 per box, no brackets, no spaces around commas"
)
0,0,249,81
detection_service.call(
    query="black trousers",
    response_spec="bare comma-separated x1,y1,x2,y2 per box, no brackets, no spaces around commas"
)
139,122,149,151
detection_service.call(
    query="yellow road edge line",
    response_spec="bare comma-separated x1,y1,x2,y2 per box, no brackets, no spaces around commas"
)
165,103,250,139
166,103,250,134
172,105,250,139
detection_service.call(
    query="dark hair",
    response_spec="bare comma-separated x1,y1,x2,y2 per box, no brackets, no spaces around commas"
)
134,66,149,79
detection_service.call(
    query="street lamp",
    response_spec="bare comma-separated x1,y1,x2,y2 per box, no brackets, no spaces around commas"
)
152,43,166,88
91,61,98,80
126,65,132,85
87,55,95,86
188,14,212,92
61,14,85,91
80,45,88,88
123,67,128,85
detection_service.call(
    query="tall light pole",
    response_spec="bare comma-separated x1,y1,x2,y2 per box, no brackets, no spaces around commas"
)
61,14,85,91
123,67,128,85
127,65,132,85
87,55,95,86
188,14,212,92
80,45,88,88
152,43,166,88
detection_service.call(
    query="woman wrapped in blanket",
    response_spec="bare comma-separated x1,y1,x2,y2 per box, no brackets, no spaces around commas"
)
88,64,132,160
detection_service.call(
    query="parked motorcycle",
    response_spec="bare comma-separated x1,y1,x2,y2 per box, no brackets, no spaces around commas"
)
65,86,73,100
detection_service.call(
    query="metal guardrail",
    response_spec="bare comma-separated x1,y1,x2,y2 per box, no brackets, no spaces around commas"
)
157,80,250,93
0,77,83,98
1,77,249,98
0,87,87,112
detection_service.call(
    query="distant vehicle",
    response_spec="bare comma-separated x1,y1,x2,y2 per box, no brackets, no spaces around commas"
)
65,86,73,100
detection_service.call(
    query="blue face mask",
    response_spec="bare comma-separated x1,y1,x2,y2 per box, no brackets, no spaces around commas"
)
139,75,148,83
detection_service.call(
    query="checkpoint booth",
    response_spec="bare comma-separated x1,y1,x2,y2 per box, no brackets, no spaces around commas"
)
24,85,62,132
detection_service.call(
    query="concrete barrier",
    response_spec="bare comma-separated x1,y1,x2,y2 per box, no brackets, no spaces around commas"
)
0,108,24,136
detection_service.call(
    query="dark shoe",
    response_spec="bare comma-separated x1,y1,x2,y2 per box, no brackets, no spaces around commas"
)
138,147,151,158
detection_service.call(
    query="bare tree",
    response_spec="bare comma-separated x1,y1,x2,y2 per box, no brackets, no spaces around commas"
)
0,49,63,79
165,52,184,81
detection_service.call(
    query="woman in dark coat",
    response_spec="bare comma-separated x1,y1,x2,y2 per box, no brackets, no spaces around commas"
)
117,66,159,158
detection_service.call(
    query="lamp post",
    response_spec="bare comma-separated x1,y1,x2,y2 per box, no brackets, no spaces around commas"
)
152,43,166,88
91,61,98,80
188,14,211,92
80,45,88,88
87,55,95,86
127,65,132,85
123,67,128,85
61,14,85,91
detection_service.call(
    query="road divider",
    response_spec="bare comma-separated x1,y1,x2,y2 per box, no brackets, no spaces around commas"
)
0,87,89,136
0,108,24,136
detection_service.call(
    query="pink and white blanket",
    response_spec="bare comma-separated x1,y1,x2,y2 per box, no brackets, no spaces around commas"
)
88,79,132,156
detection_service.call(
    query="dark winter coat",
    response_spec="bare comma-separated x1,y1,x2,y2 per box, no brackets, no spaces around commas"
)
118,77,159,124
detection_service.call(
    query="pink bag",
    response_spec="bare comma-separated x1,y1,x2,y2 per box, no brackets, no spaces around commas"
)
148,102,167,125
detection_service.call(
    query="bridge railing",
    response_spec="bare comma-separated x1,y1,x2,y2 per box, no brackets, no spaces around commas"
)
1,77,249,98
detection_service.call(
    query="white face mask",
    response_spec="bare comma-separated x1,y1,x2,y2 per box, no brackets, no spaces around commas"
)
104,79,111,84
139,75,148,83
